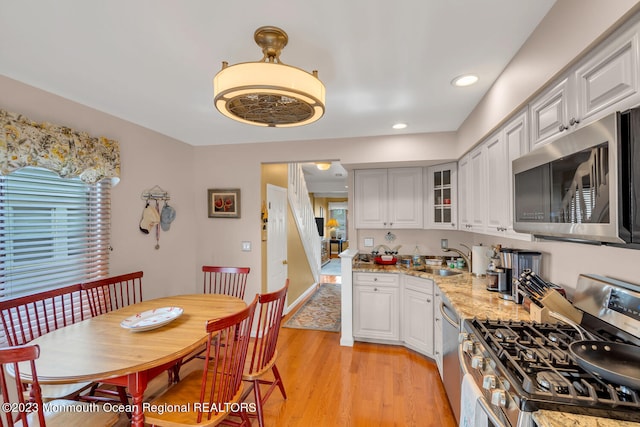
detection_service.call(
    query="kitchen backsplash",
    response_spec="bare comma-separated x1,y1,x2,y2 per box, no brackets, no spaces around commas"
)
354,228,640,297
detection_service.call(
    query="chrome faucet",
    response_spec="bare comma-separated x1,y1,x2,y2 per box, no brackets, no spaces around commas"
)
441,241,472,273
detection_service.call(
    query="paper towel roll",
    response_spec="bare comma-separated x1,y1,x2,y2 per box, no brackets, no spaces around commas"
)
472,245,490,276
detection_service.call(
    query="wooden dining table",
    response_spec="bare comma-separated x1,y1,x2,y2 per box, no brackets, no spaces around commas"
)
17,293,247,427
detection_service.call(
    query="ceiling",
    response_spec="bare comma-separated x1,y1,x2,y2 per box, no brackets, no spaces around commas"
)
0,0,556,149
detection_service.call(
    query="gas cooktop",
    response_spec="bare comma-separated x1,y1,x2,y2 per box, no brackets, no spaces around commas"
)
466,318,640,421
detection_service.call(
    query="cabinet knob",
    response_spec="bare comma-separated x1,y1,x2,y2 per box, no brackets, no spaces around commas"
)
373,277,378,281
451,223,455,227
427,298,431,303
569,117,580,126
558,124,569,132
374,287,378,292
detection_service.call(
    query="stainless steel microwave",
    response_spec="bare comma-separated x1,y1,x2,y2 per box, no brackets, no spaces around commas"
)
513,109,640,245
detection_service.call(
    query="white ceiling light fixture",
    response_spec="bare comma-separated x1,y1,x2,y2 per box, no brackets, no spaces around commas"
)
213,26,326,127
316,162,331,171
392,123,408,130
451,74,479,87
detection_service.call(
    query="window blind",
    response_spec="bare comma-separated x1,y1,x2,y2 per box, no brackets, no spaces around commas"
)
0,167,111,299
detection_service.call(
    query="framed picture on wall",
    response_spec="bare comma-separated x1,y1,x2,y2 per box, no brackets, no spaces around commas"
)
208,188,241,218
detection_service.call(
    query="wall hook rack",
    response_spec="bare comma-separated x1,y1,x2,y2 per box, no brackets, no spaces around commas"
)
141,185,170,201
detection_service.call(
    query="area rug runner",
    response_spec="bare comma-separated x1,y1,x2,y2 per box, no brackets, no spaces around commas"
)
283,283,341,332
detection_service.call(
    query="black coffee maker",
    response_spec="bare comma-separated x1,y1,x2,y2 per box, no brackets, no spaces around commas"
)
497,268,513,300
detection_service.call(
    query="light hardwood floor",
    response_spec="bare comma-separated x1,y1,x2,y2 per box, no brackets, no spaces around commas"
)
113,281,456,426
114,328,456,426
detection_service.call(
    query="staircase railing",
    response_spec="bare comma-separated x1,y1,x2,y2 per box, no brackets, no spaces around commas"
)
288,163,321,283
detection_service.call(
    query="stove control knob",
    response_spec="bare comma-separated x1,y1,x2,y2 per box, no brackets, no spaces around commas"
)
482,375,496,390
491,389,507,408
471,355,485,370
462,340,475,353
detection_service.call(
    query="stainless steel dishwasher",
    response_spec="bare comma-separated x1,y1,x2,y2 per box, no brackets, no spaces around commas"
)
439,295,461,423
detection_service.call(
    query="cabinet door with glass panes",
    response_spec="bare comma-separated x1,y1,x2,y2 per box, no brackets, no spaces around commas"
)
425,163,457,229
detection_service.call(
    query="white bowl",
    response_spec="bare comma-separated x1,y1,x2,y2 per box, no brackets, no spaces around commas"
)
381,255,394,261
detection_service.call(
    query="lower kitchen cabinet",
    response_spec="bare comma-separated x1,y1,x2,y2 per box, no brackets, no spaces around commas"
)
401,275,434,356
353,272,400,341
433,286,444,378
353,272,437,358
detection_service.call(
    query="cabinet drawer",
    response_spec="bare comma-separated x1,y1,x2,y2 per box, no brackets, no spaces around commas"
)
402,275,433,294
353,272,399,287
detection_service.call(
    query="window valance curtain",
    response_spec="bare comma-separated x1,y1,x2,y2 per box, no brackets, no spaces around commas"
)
0,109,120,184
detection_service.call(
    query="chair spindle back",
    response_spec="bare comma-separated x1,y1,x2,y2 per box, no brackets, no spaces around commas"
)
202,266,250,299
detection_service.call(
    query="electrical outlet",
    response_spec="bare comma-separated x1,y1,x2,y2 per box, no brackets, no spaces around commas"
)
241,241,251,252
441,239,448,250
364,238,374,247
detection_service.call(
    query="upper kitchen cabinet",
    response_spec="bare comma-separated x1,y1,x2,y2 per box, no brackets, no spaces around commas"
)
354,168,423,229
458,145,485,232
530,18,640,150
529,78,570,150
484,110,533,240
425,163,457,230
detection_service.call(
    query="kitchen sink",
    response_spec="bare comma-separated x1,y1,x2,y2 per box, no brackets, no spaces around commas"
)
421,267,462,276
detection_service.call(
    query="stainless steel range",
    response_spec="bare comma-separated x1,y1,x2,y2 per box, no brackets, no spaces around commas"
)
459,274,640,427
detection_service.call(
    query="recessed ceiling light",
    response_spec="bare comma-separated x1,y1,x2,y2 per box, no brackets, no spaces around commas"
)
452,74,479,87
392,123,408,130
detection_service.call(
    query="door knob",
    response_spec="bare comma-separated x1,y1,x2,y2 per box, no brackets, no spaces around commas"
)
282,260,288,265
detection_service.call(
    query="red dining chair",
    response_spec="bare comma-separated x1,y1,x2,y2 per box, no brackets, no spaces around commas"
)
144,295,258,427
242,280,289,427
0,284,96,401
81,272,148,405
202,266,250,299
0,344,119,426
82,271,144,316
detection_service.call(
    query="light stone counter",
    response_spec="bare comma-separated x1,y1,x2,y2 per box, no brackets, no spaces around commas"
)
352,262,531,321
352,262,640,427
533,410,640,427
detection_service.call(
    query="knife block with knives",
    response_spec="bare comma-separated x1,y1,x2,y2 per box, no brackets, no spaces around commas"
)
517,270,583,324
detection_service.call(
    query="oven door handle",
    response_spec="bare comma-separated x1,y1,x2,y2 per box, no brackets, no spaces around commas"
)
476,395,509,427
439,301,458,327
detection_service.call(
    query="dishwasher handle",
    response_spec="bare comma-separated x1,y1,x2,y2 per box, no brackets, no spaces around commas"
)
439,301,459,327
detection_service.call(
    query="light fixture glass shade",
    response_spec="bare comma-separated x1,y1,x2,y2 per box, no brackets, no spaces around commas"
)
315,162,331,170
326,218,339,228
213,27,326,127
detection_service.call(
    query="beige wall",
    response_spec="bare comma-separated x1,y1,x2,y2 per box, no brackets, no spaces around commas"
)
2,1,640,304
0,75,198,301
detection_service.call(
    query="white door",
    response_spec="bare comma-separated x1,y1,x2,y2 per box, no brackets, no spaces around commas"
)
267,184,288,293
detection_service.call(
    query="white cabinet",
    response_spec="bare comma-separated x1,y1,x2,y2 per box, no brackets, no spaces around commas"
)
469,146,486,231
484,131,507,233
459,146,486,232
503,111,531,239
483,110,532,240
401,275,434,356
425,163,457,230
529,78,570,150
354,168,423,229
433,285,444,378
530,20,640,150
354,169,388,228
575,22,640,127
457,155,470,230
353,273,400,341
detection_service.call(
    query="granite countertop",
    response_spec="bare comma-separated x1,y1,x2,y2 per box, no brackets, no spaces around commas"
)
352,261,640,427
352,262,531,322
533,410,640,427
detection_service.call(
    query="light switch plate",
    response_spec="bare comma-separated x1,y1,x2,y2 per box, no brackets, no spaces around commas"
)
241,241,251,252
364,238,374,247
